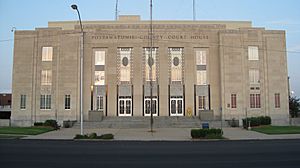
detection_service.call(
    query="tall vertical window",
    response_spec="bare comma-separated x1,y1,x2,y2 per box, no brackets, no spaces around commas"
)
197,71,207,85
250,94,261,108
275,93,280,108
94,71,105,85
195,49,207,85
248,46,259,60
41,70,52,85
42,47,53,61
65,95,71,110
95,51,105,65
119,48,132,82
40,95,51,110
169,48,183,81
144,48,157,81
196,50,207,65
96,96,104,111
198,96,206,110
231,94,237,108
20,95,26,109
249,69,259,84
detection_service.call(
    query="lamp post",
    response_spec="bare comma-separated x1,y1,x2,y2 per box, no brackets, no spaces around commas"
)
71,4,84,135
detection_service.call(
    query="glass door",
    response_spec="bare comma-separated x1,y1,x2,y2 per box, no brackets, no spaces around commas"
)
144,98,158,116
170,98,184,116
119,98,132,116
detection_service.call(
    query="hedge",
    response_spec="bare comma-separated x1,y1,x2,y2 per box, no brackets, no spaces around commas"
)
242,116,271,128
74,133,114,140
34,120,59,130
191,128,223,139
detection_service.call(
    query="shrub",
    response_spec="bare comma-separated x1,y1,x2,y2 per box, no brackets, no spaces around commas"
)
98,134,114,139
44,120,59,130
191,128,223,139
89,133,98,139
34,122,44,126
242,116,271,128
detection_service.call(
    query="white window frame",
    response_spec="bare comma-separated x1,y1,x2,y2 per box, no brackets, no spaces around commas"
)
65,95,71,110
42,47,53,61
40,95,51,110
197,71,207,85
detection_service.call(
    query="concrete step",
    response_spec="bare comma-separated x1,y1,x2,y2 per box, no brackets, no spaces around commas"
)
73,116,224,129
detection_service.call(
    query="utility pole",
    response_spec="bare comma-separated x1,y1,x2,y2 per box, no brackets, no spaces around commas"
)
150,0,154,132
115,0,119,20
193,0,196,21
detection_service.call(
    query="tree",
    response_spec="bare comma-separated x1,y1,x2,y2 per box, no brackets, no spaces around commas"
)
289,96,300,118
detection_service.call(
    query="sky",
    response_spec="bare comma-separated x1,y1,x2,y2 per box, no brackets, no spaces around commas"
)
0,0,299,96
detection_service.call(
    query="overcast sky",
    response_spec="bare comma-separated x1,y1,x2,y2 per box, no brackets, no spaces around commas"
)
0,0,299,96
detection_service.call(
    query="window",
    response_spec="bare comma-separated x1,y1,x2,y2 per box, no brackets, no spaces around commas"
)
275,93,280,108
42,47,53,61
198,96,206,110
119,48,132,82
169,48,183,81
250,94,261,108
95,50,105,65
94,71,105,85
20,95,26,109
96,96,104,111
197,71,207,85
249,69,259,84
231,94,237,108
144,48,157,81
248,46,259,60
65,95,71,110
41,70,52,85
196,50,206,65
40,95,51,110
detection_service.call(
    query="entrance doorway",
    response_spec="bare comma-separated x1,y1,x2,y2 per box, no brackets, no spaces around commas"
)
170,97,184,116
118,97,132,116
144,97,158,116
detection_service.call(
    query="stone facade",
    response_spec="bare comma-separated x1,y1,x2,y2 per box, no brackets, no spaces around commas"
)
11,16,289,126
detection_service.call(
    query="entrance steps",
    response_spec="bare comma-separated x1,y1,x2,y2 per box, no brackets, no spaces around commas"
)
73,116,224,129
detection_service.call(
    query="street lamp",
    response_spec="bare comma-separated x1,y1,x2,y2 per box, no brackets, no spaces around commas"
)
71,4,84,135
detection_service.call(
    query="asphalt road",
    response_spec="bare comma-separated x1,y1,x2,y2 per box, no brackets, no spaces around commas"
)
1,139,300,168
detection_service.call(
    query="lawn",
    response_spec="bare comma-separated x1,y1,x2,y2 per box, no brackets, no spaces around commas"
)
252,125,300,135
0,127,55,135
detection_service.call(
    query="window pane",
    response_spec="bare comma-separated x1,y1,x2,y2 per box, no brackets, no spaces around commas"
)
95,51,105,65
42,47,53,61
248,46,259,60
170,48,183,81
41,70,52,85
196,50,206,65
197,71,207,85
178,100,182,114
249,69,259,84
171,100,176,114
119,48,132,82
95,71,105,85
20,95,26,109
144,48,157,81
65,95,70,110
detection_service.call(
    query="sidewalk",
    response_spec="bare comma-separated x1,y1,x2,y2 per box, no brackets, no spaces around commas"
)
22,127,300,141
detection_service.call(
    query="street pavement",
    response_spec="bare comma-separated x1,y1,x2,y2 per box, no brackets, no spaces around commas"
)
1,139,300,168
21,127,300,140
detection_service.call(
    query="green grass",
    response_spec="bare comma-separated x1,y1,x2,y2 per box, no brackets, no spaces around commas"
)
0,127,55,135
252,125,300,135
0,134,25,139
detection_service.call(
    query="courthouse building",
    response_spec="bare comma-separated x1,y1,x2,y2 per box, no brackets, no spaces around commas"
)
11,15,289,126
